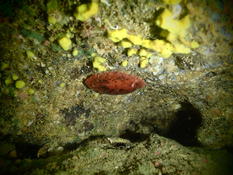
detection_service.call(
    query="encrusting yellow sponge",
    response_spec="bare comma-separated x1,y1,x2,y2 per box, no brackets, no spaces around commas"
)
139,57,149,68
119,40,133,48
108,29,128,42
107,6,198,59
121,60,128,67
155,8,197,54
58,37,72,51
108,29,175,58
162,0,182,5
74,1,99,21
127,48,138,56
93,56,107,71
155,8,191,40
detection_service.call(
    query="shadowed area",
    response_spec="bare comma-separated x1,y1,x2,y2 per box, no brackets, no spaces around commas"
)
166,101,202,146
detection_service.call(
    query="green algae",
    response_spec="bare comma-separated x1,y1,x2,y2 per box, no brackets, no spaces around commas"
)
21,29,45,43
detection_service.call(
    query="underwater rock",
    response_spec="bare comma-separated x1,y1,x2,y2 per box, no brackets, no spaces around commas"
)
84,71,146,95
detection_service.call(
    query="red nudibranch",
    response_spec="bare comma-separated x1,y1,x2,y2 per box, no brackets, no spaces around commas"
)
84,71,146,95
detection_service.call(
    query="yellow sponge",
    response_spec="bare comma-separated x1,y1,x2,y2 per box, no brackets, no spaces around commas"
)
127,35,143,45
139,57,149,68
108,29,128,42
74,1,99,21
93,56,107,71
119,40,132,48
174,43,191,54
138,49,152,58
121,60,128,67
58,37,72,51
127,48,138,56
162,0,182,4
155,8,190,40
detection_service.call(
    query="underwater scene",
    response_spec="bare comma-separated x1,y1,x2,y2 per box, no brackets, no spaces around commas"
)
0,0,233,174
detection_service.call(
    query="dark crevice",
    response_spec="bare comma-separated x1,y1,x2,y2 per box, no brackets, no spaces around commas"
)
119,130,150,143
15,142,41,159
118,101,203,147
165,101,202,146
63,135,106,151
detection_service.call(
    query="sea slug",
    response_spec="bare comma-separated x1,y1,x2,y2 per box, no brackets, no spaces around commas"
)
84,71,146,95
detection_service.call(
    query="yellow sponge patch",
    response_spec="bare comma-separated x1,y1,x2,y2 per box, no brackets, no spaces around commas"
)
127,35,143,45
155,8,190,39
162,0,182,4
121,60,128,67
108,29,128,42
190,41,199,49
119,40,133,48
93,56,107,71
174,43,191,54
139,57,149,68
108,29,175,58
74,1,99,21
58,37,72,51
127,48,138,56
108,7,198,60
138,49,152,58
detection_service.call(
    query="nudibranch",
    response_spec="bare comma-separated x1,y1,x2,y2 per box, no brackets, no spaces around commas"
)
84,71,146,95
